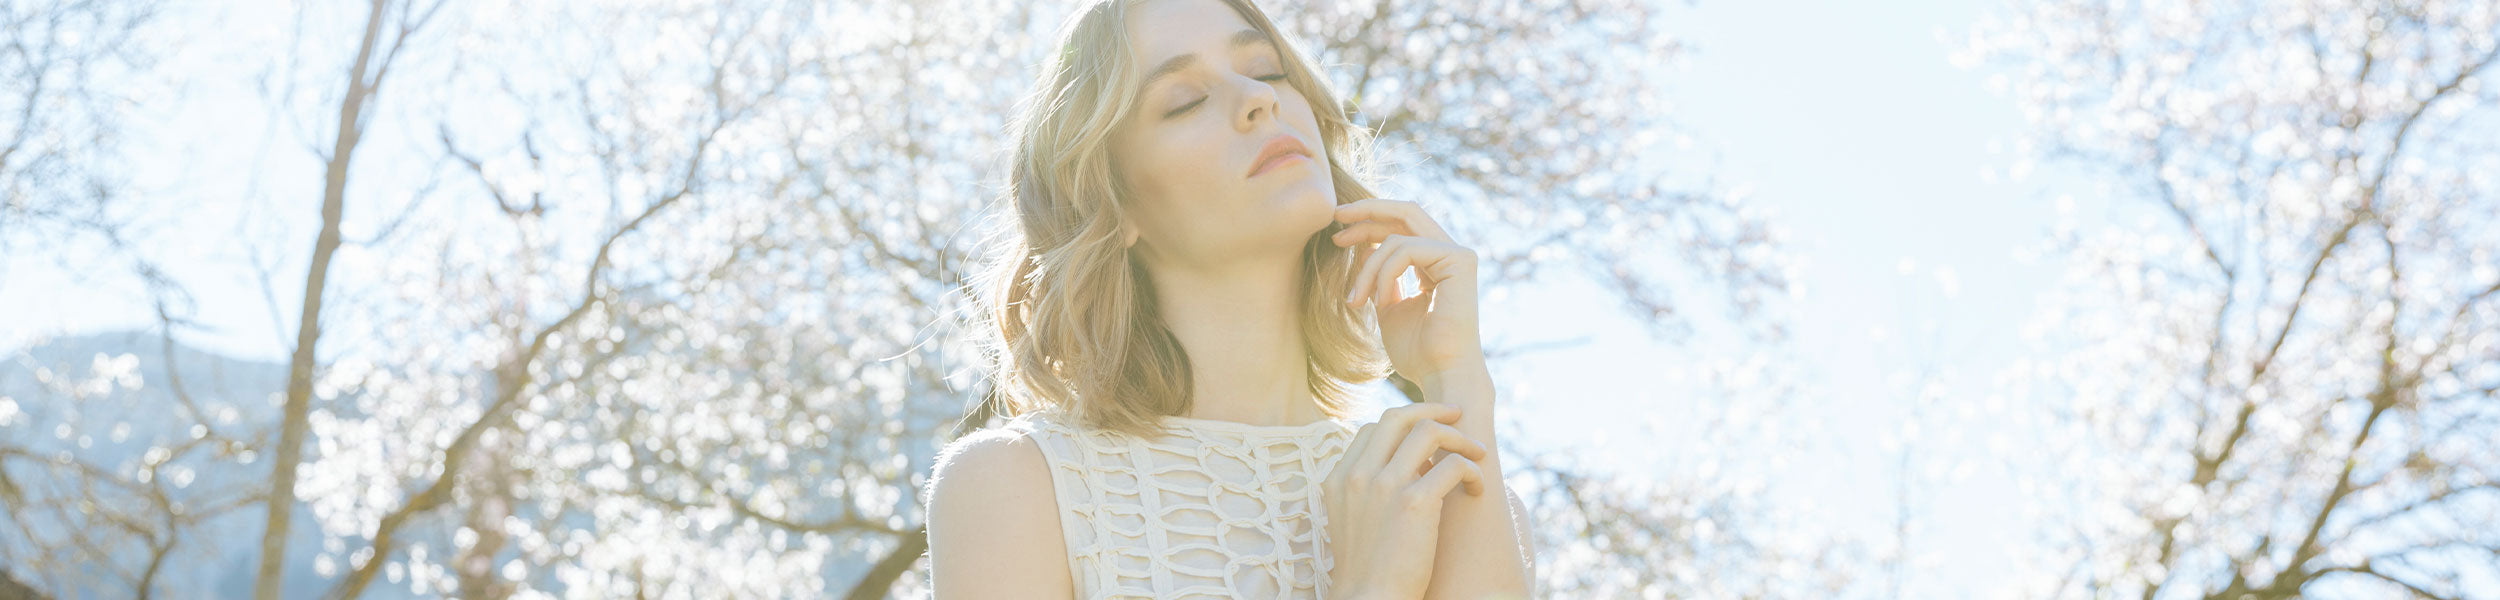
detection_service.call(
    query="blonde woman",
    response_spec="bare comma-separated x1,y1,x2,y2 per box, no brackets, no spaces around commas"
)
924,0,1535,598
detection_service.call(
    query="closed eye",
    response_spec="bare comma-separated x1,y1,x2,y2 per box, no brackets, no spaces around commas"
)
1164,73,1292,119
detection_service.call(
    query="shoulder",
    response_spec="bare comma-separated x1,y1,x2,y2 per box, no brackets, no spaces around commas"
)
927,425,1057,516
934,409,1077,479
933,426,1047,482
925,425,1073,598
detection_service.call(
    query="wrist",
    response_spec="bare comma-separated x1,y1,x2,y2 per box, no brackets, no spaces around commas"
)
1411,360,1494,403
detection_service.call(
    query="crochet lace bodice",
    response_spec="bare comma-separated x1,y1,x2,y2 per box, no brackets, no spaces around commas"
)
998,408,1359,599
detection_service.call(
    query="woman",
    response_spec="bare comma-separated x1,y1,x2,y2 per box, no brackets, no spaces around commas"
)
925,0,1535,597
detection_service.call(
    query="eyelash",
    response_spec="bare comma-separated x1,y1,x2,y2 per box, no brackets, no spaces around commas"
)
1164,74,1290,119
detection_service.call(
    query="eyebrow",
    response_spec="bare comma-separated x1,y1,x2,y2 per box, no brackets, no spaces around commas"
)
1136,29,1277,95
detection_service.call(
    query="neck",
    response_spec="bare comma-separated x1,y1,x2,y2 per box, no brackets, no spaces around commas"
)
1135,246,1323,427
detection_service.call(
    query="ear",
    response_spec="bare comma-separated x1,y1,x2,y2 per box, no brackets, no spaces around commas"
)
1118,215,1141,248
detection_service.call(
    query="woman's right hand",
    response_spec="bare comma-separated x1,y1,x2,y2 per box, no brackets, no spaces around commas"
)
1321,403,1491,600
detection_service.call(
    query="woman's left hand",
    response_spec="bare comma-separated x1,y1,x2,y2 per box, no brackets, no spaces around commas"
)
1329,199,1485,380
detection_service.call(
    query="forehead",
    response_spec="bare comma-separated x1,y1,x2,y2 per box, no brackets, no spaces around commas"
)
1124,0,1254,59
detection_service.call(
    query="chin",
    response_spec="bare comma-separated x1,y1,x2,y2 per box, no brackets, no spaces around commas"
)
1280,184,1337,235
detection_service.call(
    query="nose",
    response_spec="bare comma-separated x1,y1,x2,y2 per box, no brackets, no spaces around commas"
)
1233,73,1280,131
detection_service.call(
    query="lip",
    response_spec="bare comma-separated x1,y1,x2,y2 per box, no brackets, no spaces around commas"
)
1246,133,1314,178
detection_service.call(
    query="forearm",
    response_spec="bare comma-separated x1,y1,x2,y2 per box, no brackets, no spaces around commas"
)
1414,361,1533,599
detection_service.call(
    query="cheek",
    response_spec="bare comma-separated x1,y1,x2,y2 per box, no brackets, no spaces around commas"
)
1282,89,1322,128
1281,95,1329,165
1109,124,1228,234
1127,126,1229,193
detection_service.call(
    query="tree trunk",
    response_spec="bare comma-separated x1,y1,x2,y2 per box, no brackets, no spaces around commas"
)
253,1,392,598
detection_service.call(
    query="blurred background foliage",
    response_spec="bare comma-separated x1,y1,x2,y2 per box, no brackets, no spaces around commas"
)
2,0,2493,598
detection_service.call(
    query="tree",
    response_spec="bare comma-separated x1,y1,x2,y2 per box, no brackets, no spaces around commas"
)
1274,0,1789,341
286,0,819,596
1965,0,2500,597
1,2,268,597
254,1,449,597
4,0,1828,597
0,333,274,599
0,0,158,256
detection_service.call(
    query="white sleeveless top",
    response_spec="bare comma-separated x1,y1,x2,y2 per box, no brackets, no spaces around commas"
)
998,408,1359,599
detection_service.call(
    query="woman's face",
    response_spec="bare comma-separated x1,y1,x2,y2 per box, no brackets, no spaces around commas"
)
1108,0,1335,266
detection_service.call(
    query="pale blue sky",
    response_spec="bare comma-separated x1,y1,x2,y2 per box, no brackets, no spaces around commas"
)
1482,0,2100,596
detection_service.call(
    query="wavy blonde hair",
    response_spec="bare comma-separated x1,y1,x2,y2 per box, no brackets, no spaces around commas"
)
965,0,1389,438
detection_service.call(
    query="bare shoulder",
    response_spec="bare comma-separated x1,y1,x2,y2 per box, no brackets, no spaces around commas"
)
926,426,1073,599
927,427,1059,515
931,426,1051,493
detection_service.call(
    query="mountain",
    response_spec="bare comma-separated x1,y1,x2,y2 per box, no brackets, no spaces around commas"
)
0,330,344,599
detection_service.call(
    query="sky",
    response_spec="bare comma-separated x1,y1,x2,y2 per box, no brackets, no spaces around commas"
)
1,0,2113,596
1479,0,2106,596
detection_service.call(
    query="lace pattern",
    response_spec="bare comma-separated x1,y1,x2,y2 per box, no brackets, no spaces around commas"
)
1001,409,1358,599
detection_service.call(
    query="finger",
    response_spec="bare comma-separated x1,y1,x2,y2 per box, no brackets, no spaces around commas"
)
1375,240,1462,308
1371,242,1416,308
1329,220,1397,247
1378,241,1474,307
1353,403,1463,475
1333,198,1452,242
1329,422,1376,495
1382,420,1488,480
1346,236,1382,306
1345,240,1375,295
1411,245,1458,293
1348,235,1409,306
1413,453,1487,498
